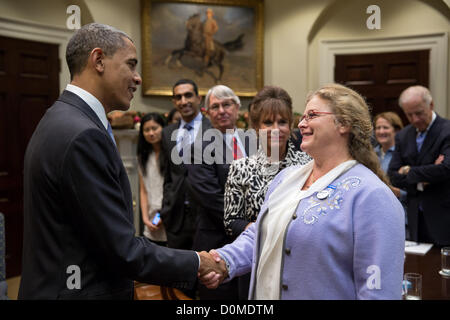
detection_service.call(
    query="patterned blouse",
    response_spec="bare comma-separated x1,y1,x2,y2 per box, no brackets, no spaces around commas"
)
224,139,311,238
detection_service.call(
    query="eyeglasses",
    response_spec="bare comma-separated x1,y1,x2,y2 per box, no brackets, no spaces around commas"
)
208,100,235,112
300,110,334,122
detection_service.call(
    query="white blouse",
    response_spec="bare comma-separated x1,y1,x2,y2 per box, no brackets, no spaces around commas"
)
141,152,167,242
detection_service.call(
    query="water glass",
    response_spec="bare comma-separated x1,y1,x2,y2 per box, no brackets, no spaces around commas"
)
403,273,422,300
440,247,450,277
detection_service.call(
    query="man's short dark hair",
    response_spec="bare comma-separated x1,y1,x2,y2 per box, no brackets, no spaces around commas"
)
172,79,199,96
66,23,132,80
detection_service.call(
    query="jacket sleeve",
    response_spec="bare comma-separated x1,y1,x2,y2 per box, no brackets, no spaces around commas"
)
406,133,450,184
352,186,405,299
217,222,256,281
62,129,198,289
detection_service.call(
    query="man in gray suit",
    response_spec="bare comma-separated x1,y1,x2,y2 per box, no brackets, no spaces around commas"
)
19,23,225,299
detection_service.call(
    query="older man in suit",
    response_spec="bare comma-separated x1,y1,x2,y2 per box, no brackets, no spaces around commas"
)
19,23,225,299
186,85,256,299
160,79,211,250
388,85,450,246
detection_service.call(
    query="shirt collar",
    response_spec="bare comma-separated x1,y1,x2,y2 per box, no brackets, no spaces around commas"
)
179,111,203,129
375,144,395,155
66,84,109,130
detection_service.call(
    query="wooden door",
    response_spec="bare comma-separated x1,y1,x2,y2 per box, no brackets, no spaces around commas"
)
335,50,429,126
0,35,59,277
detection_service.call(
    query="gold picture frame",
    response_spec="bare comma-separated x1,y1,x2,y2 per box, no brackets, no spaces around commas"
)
141,0,263,97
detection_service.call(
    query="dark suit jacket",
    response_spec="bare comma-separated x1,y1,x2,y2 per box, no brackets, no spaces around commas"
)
388,114,450,245
185,129,256,251
160,116,211,248
19,90,198,299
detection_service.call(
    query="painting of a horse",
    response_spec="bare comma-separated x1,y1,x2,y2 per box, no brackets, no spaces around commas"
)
164,13,245,83
142,0,263,96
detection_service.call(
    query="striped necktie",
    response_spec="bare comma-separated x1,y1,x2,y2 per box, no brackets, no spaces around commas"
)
232,136,244,160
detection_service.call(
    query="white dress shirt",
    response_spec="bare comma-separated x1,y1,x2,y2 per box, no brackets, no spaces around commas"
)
65,84,108,130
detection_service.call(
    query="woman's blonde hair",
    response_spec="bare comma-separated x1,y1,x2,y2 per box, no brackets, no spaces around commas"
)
306,83,390,185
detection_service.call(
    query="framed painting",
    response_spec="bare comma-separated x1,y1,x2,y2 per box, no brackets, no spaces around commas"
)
141,0,263,97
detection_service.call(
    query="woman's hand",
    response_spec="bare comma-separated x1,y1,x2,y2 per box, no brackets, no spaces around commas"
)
144,210,162,232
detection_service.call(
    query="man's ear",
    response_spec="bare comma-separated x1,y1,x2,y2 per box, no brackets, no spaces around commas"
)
90,47,105,73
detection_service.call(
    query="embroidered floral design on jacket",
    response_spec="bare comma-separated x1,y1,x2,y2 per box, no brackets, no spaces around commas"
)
302,176,361,225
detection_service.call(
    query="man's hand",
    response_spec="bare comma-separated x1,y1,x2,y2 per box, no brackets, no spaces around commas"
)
398,165,411,175
435,154,444,165
197,250,228,289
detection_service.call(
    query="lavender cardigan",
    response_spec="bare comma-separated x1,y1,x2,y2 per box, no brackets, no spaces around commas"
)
217,164,405,300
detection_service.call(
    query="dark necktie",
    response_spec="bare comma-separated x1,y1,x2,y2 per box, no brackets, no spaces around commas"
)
179,123,193,157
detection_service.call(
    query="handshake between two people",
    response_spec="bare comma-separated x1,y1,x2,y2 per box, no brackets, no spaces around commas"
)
197,250,227,289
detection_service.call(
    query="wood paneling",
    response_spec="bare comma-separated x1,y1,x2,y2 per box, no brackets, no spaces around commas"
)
0,36,59,277
335,50,429,126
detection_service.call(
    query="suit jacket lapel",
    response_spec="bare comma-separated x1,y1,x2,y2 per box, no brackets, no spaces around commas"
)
58,90,106,133
404,126,419,165
165,122,179,153
417,116,442,163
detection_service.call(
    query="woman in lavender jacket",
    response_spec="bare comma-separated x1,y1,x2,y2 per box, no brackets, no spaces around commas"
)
201,84,405,299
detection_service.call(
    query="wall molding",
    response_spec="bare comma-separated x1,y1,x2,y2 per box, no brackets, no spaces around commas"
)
0,16,74,91
319,33,448,116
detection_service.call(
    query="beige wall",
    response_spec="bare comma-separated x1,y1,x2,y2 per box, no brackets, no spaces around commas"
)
308,0,450,116
264,0,332,112
1,0,449,116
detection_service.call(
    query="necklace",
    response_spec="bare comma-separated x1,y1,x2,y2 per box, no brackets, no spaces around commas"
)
302,171,316,190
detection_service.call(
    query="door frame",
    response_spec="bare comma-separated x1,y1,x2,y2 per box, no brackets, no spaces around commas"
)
319,33,448,117
0,16,73,92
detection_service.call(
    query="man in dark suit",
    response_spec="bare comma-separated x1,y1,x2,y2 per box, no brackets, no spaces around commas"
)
388,85,450,246
186,85,256,299
19,23,225,299
160,79,211,250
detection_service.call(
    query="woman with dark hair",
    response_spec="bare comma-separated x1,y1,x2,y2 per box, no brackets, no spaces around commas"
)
137,113,167,246
167,108,182,125
224,86,310,239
